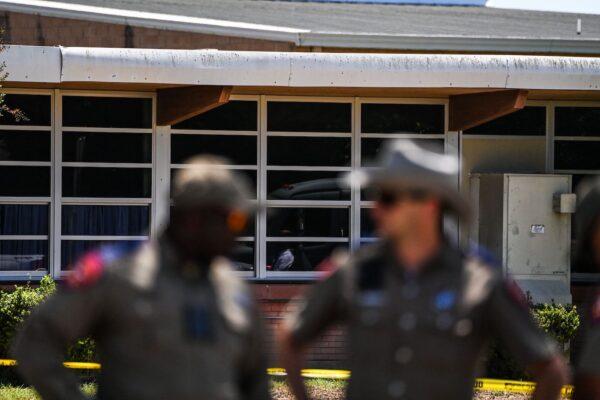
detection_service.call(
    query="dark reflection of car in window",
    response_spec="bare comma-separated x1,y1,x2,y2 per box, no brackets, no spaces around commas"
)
230,242,254,272
267,177,349,272
269,178,350,201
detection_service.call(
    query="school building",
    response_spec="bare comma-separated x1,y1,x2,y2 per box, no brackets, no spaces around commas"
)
0,0,599,366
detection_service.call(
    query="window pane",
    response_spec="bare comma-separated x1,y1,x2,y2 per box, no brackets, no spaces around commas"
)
62,205,150,235
63,132,151,163
266,242,348,272
0,166,50,196
0,94,51,126
0,131,50,161
267,207,349,237
361,138,444,166
61,240,143,269
63,167,151,198
231,241,254,272
361,103,444,134
62,96,152,128
268,171,349,200
556,107,600,137
171,134,257,165
0,205,48,235
267,137,351,166
171,169,256,199
267,102,351,133
172,101,257,131
239,216,256,238
464,106,546,135
0,240,48,271
554,141,600,170
361,208,376,238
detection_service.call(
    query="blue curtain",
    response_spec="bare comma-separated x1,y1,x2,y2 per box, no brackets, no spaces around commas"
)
0,204,48,235
62,205,150,236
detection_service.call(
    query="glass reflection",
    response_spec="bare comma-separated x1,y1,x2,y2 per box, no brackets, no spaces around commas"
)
267,208,349,237
268,171,349,201
230,242,255,272
266,242,347,272
0,240,48,271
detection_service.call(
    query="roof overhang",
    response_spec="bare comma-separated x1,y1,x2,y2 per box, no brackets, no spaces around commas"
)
3,45,600,91
1,0,600,55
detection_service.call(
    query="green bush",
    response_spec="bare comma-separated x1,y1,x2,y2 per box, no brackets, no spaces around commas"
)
485,302,580,379
0,276,96,362
532,303,580,350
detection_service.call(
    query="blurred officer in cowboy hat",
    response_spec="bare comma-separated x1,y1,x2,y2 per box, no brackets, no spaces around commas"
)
12,155,269,400
279,140,568,400
573,177,600,400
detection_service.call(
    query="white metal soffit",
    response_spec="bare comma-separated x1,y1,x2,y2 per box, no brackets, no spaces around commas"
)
1,0,600,54
3,45,600,90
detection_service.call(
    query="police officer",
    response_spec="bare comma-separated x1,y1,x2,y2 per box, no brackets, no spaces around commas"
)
12,156,269,400
573,177,600,399
279,141,568,400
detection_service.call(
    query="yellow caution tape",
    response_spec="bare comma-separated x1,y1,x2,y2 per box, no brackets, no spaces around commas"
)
0,360,575,395
62,362,101,370
475,378,574,397
268,368,350,380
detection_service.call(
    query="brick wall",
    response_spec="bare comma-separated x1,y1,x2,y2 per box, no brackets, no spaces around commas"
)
0,11,296,51
253,283,347,369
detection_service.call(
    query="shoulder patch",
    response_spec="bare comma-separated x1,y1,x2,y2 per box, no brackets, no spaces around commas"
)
67,242,142,289
67,250,105,289
504,279,530,310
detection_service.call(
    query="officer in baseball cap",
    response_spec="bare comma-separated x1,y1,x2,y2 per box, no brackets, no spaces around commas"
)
573,177,600,399
280,140,567,400
12,155,269,400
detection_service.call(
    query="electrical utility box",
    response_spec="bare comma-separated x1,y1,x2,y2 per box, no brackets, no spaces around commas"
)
470,174,574,304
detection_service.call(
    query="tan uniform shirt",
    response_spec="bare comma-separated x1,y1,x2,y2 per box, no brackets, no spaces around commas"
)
578,292,600,376
288,242,556,400
12,240,269,400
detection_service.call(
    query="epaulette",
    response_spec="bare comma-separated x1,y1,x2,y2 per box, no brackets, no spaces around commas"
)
467,243,501,270
67,242,142,289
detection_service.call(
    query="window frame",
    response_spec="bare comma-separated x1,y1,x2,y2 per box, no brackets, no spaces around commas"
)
357,98,449,251
0,88,53,279
261,96,354,279
169,95,260,278
5,90,598,282
549,101,600,283
53,90,155,278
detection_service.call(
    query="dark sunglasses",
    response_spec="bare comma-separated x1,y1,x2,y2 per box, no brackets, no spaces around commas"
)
375,189,429,207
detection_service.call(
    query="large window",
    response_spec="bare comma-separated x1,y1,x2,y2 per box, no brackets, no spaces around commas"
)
264,99,352,276
4,91,595,282
57,93,153,274
171,98,259,275
359,100,447,247
0,92,454,280
0,92,52,276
